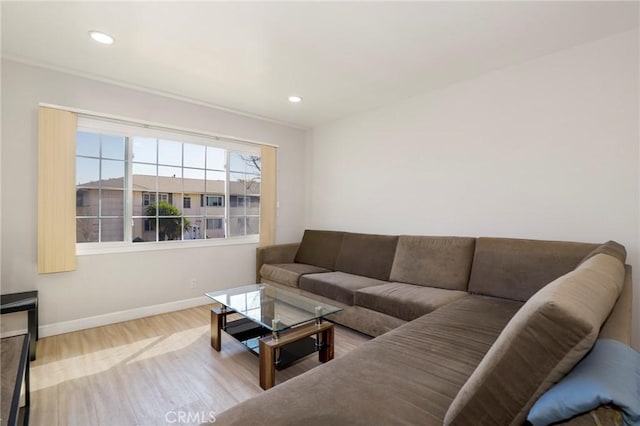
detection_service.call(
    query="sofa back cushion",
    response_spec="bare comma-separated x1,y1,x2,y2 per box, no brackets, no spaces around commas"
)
294,230,345,270
578,240,627,265
335,232,399,281
443,252,625,426
389,236,476,291
468,237,596,302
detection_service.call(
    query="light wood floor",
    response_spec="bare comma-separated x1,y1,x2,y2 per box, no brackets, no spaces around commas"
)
28,305,370,426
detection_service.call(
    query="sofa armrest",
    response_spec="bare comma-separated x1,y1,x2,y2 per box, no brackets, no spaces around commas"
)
256,243,300,282
599,264,632,345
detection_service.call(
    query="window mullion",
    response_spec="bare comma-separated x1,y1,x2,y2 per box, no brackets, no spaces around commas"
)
155,138,159,242
98,136,103,243
181,142,185,241
225,151,230,239
124,136,133,243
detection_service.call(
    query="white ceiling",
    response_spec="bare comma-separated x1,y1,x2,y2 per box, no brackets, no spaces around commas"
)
2,2,638,129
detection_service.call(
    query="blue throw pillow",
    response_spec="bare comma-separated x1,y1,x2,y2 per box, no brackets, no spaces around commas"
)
527,339,640,426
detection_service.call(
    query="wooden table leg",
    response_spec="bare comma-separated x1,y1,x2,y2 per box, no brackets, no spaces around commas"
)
210,308,223,351
259,339,276,390
258,322,334,390
318,325,334,363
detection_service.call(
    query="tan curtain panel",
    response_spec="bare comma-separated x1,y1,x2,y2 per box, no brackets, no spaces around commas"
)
259,145,277,246
38,106,77,273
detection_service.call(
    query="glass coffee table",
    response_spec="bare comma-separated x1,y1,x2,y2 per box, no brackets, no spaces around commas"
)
206,284,342,390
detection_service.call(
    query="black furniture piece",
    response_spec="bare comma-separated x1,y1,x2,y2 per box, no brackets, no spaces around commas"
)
0,334,30,426
1,291,38,361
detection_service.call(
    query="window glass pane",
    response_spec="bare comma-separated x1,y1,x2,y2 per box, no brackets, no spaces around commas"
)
245,156,261,175
77,218,99,242
76,157,100,185
101,159,125,188
101,189,125,216
229,152,246,172
229,172,246,215
229,217,246,237
144,194,178,216
206,147,225,170
158,140,182,166
132,218,155,242
157,167,182,211
132,163,156,216
229,172,246,194
101,135,125,160
158,165,182,179
206,217,225,239
184,168,205,193
245,174,261,196
132,163,156,179
247,217,260,235
184,217,204,240
205,194,224,215
76,189,98,217
132,137,157,163
184,143,205,169
206,170,225,193
247,195,260,215
77,132,100,157
159,217,183,241
139,193,156,216
101,218,124,242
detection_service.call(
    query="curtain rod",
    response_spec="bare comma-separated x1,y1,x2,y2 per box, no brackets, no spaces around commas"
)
38,103,280,148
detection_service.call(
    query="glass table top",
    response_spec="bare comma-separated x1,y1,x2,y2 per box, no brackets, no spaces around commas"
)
206,284,342,332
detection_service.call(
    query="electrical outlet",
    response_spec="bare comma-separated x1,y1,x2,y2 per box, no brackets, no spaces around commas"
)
190,278,197,289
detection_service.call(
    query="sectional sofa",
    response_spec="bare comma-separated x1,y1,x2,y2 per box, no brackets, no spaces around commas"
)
215,230,632,425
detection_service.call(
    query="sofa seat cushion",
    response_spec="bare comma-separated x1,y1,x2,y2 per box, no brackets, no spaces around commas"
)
260,263,331,288
334,232,399,281
214,295,523,426
354,282,468,321
389,236,476,291
299,272,387,306
444,253,626,426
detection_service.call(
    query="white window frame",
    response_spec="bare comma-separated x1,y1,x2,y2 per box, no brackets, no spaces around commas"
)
76,117,261,255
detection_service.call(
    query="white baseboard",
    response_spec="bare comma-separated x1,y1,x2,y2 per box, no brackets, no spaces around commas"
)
33,296,212,338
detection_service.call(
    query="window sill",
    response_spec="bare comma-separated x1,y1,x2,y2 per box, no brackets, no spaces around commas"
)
76,235,259,256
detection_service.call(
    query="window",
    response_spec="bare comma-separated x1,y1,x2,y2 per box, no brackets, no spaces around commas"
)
143,192,169,207
75,118,262,247
204,195,224,207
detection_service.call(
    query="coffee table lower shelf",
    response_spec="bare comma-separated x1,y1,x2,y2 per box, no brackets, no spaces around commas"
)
210,307,335,390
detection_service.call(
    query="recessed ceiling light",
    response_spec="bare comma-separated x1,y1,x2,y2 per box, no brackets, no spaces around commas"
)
288,96,302,103
89,31,114,45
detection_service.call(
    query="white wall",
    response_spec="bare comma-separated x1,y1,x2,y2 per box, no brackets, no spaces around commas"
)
307,30,640,348
1,59,306,334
